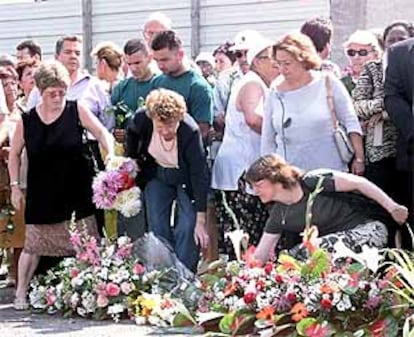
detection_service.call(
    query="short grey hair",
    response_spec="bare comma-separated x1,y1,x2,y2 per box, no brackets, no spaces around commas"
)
34,61,70,92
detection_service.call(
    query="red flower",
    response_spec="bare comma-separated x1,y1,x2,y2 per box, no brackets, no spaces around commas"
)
119,171,135,190
320,298,332,310
370,319,386,337
275,274,283,283
256,279,266,291
243,292,256,304
263,263,273,275
286,292,297,302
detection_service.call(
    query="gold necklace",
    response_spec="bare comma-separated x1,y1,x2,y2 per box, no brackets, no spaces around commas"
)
280,204,290,226
159,134,176,152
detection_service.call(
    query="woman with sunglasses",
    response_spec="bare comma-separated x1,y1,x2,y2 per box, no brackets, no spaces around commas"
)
341,30,382,95
261,32,363,175
8,61,114,310
352,21,414,247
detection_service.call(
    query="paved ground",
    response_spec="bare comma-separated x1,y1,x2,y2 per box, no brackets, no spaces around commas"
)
0,284,202,337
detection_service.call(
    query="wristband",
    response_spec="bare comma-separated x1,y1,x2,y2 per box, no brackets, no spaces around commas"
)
355,158,364,163
10,181,19,187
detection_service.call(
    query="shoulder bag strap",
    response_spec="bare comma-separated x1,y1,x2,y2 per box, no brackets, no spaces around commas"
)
325,75,339,129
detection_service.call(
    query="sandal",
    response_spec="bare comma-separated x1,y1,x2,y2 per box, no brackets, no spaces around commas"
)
13,297,29,311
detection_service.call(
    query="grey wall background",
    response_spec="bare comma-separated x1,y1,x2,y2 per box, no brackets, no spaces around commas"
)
0,0,413,71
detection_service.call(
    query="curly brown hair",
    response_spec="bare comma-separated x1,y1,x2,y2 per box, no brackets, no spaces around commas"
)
246,154,303,189
146,88,187,122
274,32,321,70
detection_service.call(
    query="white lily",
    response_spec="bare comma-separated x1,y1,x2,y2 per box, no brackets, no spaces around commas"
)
332,240,383,273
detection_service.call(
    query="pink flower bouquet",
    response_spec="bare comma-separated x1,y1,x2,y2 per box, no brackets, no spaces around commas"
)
92,156,141,217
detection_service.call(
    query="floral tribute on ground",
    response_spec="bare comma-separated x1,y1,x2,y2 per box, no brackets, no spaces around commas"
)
27,173,414,336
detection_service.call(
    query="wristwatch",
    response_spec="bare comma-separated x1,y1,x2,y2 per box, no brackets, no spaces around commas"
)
10,181,19,187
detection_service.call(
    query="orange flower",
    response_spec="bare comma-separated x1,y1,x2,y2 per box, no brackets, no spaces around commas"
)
302,225,319,254
223,282,238,297
256,306,275,321
320,283,336,294
290,302,308,322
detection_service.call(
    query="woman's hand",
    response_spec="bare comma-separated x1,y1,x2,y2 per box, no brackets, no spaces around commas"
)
11,186,23,210
390,204,409,225
194,218,209,249
351,158,365,176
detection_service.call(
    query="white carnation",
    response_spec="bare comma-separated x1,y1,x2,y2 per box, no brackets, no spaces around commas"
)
114,187,142,217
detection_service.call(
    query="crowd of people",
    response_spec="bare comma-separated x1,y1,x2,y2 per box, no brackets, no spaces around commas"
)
0,11,412,311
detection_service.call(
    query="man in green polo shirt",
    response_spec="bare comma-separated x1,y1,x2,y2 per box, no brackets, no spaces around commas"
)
151,30,213,139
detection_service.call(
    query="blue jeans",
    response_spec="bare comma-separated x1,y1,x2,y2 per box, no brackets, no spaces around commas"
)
144,169,199,272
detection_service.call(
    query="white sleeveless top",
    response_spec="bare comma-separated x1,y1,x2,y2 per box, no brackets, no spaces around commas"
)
211,71,268,192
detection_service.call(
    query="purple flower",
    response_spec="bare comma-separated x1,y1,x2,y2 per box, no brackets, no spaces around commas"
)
92,171,125,209
363,295,382,311
119,159,138,175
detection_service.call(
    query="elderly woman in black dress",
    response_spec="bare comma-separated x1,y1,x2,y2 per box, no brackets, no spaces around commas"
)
8,61,114,310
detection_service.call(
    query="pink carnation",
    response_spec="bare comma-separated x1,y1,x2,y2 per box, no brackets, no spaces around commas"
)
120,282,132,295
70,268,80,278
46,290,56,306
106,282,120,297
97,294,109,308
133,263,145,275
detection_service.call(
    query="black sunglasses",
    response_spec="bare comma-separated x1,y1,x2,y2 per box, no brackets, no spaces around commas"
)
235,50,247,58
346,49,372,57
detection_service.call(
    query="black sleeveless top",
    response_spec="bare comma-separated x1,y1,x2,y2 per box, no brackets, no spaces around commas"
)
23,100,95,224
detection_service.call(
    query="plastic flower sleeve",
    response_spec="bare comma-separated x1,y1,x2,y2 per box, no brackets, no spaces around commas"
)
132,232,203,311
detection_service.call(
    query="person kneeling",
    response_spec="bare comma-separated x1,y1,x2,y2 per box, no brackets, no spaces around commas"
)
246,154,408,263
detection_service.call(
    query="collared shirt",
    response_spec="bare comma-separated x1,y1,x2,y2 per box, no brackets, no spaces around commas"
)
27,70,114,130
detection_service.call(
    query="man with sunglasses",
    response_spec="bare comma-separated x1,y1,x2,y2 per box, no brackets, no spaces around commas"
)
341,30,381,95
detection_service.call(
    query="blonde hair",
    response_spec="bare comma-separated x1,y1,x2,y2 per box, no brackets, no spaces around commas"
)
274,32,322,70
91,41,123,71
146,88,186,122
34,61,70,92
246,154,303,189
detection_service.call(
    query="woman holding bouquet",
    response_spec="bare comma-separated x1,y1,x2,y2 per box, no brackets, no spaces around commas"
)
245,154,408,263
126,88,209,272
8,61,114,310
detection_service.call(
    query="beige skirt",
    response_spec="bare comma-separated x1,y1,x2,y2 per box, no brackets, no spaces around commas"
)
23,215,99,256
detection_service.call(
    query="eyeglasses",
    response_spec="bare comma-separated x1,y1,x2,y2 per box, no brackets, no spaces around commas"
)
235,50,247,58
346,49,373,57
44,89,66,99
